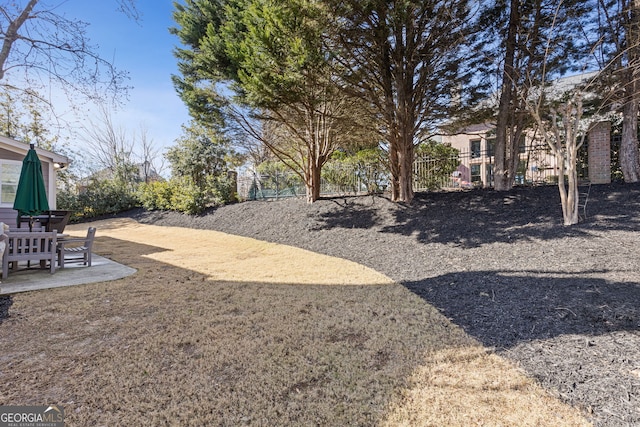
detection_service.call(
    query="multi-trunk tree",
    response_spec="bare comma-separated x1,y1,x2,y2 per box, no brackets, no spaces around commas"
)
520,1,619,226
476,0,592,191
325,0,473,203
172,0,372,203
527,88,594,225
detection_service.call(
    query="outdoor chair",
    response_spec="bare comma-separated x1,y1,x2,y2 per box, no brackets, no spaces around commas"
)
9,226,46,233
2,230,58,279
6,226,47,269
57,227,96,268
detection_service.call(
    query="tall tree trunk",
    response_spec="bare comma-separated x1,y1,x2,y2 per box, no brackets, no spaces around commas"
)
562,122,581,226
621,91,640,182
305,158,321,204
565,145,580,225
397,133,414,203
396,72,415,203
388,117,415,203
621,0,640,182
494,0,520,191
387,39,416,204
389,131,400,201
389,138,415,202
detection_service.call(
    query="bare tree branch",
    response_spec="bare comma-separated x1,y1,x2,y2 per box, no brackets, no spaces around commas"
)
0,0,133,108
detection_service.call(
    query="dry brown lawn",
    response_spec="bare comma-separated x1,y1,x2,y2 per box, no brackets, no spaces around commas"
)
0,218,591,426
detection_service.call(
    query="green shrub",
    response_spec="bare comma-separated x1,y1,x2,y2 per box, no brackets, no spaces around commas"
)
56,188,82,222
137,174,236,215
414,141,459,190
78,179,139,217
168,178,207,215
138,181,174,211
208,173,238,205
322,162,357,193
57,178,139,221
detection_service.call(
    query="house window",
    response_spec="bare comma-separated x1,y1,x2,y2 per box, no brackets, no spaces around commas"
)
470,139,481,158
519,135,526,153
0,161,22,206
470,164,481,184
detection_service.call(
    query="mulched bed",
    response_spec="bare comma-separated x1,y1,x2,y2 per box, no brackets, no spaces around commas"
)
131,182,640,426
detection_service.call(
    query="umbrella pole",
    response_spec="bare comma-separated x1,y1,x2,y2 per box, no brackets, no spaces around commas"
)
15,213,35,231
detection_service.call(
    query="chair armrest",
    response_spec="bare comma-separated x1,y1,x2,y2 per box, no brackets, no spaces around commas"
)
57,238,86,247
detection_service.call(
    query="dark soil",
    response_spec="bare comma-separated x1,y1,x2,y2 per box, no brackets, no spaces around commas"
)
0,296,11,324
132,182,640,426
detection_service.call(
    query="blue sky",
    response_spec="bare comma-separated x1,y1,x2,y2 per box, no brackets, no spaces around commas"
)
54,0,191,167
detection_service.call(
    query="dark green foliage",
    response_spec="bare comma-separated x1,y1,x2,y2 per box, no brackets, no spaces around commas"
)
171,0,333,115
57,178,139,222
170,0,233,125
166,122,234,189
159,121,238,213
323,0,475,202
414,142,460,191
55,188,82,222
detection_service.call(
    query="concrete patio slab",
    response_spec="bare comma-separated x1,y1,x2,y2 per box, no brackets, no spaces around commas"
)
0,254,136,295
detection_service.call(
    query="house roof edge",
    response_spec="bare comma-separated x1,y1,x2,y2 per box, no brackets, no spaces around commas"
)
0,135,70,164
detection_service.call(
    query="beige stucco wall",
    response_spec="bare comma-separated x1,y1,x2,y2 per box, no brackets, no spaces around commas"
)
441,127,561,187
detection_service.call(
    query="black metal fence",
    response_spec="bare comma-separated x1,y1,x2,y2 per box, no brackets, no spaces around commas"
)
237,144,572,200
237,164,389,200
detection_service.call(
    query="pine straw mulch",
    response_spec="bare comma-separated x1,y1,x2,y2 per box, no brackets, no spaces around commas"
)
0,218,589,426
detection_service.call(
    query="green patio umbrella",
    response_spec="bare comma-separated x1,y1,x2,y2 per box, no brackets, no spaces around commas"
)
13,144,49,228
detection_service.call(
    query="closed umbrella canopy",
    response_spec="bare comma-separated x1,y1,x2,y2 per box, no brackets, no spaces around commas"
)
13,145,49,218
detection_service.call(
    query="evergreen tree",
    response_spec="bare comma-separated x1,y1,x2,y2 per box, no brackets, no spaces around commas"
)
324,0,473,203
166,121,235,190
171,0,373,203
